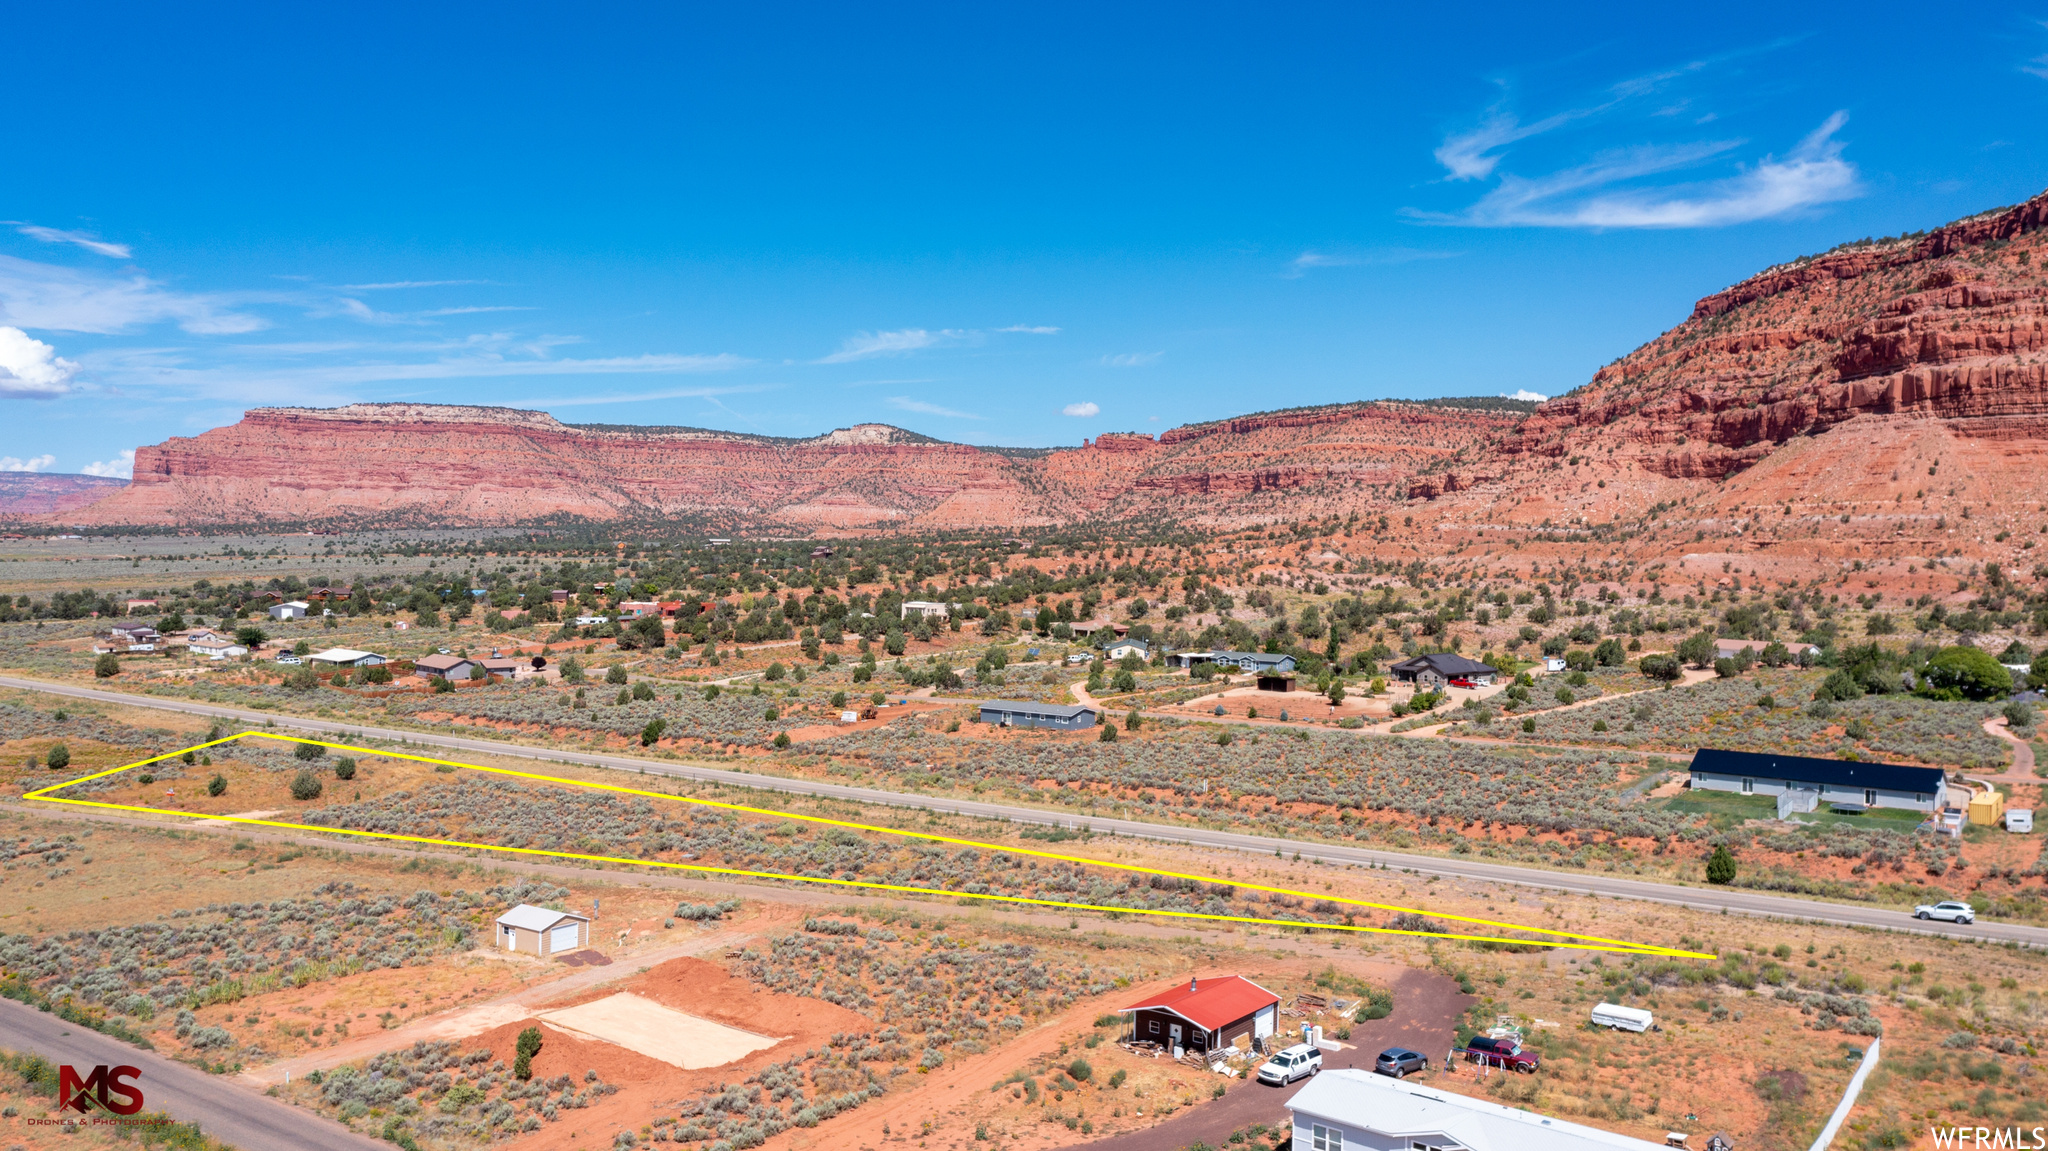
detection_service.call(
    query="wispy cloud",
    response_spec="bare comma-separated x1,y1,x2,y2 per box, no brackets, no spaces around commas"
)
81,448,135,478
2026,20,2048,79
418,305,536,317
1438,113,1860,228
1416,50,1856,229
886,395,981,419
0,326,79,399
6,222,132,259
1282,248,1461,277
0,454,56,472
339,280,490,291
818,328,972,363
1061,401,1100,417
506,383,773,408
997,324,1061,334
1099,352,1162,368
0,255,267,335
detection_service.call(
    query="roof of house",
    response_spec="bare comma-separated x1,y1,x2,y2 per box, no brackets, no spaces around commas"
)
308,647,379,663
1119,975,1279,1031
977,700,1097,719
1108,638,1151,651
1389,652,1498,677
494,904,590,932
1289,1068,1668,1151
415,654,478,672
1716,638,1817,652
480,657,526,672
1210,650,1294,666
1690,748,1945,793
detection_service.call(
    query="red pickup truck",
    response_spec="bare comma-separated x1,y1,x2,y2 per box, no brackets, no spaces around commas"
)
1461,1036,1539,1072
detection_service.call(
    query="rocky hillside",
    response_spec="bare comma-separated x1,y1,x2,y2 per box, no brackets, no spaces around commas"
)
60,399,1526,530
0,472,129,519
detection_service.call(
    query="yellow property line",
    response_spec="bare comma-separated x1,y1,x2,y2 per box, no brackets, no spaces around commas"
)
26,732,1710,959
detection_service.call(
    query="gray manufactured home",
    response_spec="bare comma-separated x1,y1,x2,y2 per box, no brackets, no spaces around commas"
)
975,701,1098,730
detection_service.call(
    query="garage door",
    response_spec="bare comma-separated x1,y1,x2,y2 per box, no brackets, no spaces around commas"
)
549,923,580,953
1254,1005,1276,1038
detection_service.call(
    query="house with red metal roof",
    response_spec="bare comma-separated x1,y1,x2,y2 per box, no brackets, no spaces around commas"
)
1118,975,1280,1055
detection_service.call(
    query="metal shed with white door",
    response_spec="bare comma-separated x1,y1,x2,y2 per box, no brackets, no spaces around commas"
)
495,904,592,957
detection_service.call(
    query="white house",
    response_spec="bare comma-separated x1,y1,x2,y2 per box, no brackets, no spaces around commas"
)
1104,638,1152,662
574,614,610,626
188,634,250,660
268,600,311,621
494,904,592,957
307,647,387,669
1288,1067,1670,1151
901,600,950,620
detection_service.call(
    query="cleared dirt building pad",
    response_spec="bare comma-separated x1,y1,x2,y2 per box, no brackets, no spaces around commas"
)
536,992,784,1069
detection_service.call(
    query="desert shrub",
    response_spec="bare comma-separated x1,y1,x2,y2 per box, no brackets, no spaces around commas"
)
289,770,325,801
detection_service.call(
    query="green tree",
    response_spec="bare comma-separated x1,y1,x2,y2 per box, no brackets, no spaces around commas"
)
1676,631,1716,668
45,744,68,770
514,1027,543,1080
1327,680,1347,706
294,741,325,761
235,625,269,648
641,718,667,746
1098,722,1118,743
884,629,907,656
93,652,120,678
764,661,786,681
334,758,357,780
605,664,628,685
289,770,324,801
1638,653,1681,683
772,731,791,749
1125,708,1142,731
1592,638,1626,667
207,773,227,796
1920,645,2012,701
559,656,585,684
1705,844,1737,885
2029,649,2048,692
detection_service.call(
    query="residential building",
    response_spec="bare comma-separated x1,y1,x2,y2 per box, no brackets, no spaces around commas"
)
1714,638,1817,661
974,700,1098,730
1173,650,1298,675
95,622,162,653
1688,748,1946,813
480,657,529,679
1119,976,1279,1055
616,600,660,619
414,654,481,681
268,600,310,621
550,590,571,604
1104,638,1152,662
810,546,834,558
901,600,950,620
188,635,249,660
573,614,610,626
1388,652,1499,688
494,904,592,957
1287,1067,1671,1151
307,648,386,669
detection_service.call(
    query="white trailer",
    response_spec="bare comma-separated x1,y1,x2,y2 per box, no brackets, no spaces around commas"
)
1591,1002,1654,1032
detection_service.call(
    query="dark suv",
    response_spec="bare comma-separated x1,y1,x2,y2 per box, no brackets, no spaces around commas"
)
1375,1048,1428,1078
1463,1035,1539,1072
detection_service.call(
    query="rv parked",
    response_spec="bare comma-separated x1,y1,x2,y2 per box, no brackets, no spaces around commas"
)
1591,1002,1654,1032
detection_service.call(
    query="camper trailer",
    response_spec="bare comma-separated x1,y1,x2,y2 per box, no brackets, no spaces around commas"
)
1591,1002,1654,1032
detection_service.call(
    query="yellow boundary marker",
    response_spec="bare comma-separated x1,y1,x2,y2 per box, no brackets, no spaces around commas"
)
26,733,1709,959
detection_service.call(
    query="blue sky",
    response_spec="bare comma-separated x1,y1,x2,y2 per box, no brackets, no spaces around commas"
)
5,3,2047,476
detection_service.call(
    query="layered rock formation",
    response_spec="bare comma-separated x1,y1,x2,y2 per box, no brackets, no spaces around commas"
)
63,400,1522,529
0,473,128,519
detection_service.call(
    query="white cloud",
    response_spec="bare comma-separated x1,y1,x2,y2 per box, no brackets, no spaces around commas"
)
818,328,969,363
1422,113,1860,229
6,222,132,259
1099,352,1162,368
1061,401,1101,418
0,454,56,472
0,254,266,334
1282,248,1461,278
0,326,79,398
997,325,1061,334
1435,107,1597,181
339,280,490,291
1502,389,1549,402
80,449,135,479
418,305,536,317
514,384,772,408
885,395,981,419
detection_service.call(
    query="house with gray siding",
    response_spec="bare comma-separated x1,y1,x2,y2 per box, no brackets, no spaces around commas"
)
1688,748,1946,813
975,700,1098,730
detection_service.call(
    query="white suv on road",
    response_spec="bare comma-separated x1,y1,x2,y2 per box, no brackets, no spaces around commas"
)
1914,900,1976,924
1256,1043,1322,1086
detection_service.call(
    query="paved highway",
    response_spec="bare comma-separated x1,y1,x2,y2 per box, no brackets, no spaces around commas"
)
0,996,386,1151
6,674,2042,950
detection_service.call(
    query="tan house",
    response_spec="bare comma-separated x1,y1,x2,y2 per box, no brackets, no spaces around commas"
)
494,904,591,957
415,654,480,680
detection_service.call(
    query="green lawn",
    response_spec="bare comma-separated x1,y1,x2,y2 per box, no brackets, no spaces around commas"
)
1658,790,1778,828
